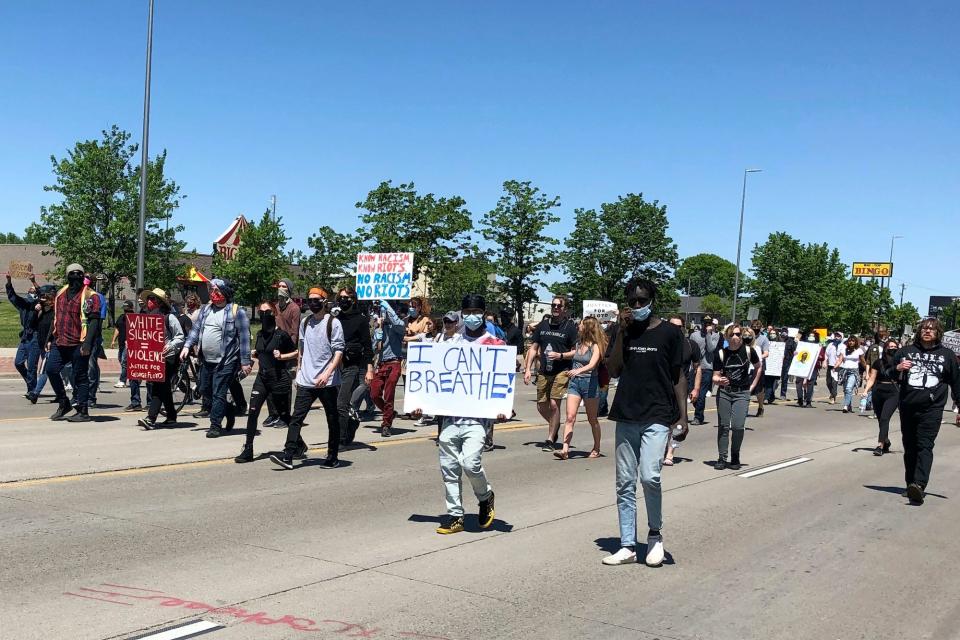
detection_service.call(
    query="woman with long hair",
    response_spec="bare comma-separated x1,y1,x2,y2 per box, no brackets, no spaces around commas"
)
837,336,868,413
741,326,765,417
554,316,608,460
712,324,762,470
861,338,900,456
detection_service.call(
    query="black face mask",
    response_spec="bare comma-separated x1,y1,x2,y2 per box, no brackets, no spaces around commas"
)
744,337,754,344
67,273,83,288
261,312,276,332
307,299,324,313
885,349,897,357
338,297,353,310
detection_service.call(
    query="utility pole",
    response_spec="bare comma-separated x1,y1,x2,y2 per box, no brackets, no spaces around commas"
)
899,283,906,307
135,0,155,292
271,195,277,220
732,168,762,325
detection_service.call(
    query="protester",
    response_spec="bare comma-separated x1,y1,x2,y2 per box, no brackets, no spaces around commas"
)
235,301,297,463
370,300,407,437
763,329,781,404
111,300,135,389
6,272,41,398
136,289,185,429
712,325,761,470
500,308,523,372
406,297,435,427
28,285,57,403
888,318,960,504
780,328,796,399
270,287,345,470
861,338,901,456
180,278,252,438
421,293,503,535
837,336,867,413
524,296,578,451
664,315,701,466
263,279,301,427
85,278,108,408
795,330,824,408
47,263,102,422
335,286,374,446
601,278,686,567
553,316,607,460
750,320,771,414
689,316,720,425
184,293,202,325
825,331,842,403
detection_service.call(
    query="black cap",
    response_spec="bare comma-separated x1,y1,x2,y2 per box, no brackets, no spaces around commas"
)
461,293,486,311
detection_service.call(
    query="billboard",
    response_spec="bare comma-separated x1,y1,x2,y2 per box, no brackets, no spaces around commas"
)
928,296,960,317
852,262,893,278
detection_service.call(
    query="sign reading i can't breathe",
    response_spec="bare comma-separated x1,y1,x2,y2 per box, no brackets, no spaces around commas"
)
356,252,414,300
125,313,166,382
402,343,518,419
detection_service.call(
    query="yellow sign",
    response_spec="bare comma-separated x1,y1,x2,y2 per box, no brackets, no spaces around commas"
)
852,262,893,278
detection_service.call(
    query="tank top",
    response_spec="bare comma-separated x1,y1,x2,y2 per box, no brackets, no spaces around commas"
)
572,343,595,378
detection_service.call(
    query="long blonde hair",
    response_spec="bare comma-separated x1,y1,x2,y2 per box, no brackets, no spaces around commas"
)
579,316,608,353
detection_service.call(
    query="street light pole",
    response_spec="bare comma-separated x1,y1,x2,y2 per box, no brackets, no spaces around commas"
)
731,168,762,325
135,0,155,293
887,234,903,293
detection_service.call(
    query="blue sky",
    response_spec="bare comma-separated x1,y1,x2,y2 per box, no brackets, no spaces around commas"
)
1,1,957,313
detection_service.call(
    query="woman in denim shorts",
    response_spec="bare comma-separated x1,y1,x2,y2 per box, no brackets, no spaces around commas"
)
554,317,608,460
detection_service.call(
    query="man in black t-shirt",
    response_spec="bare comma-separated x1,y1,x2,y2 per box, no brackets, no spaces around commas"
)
500,308,523,372
523,296,578,450
602,279,686,569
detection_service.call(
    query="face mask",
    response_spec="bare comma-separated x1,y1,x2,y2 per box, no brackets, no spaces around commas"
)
809,336,817,343
338,297,353,310
408,308,418,319
631,304,651,322
277,288,290,300
744,337,753,344
67,273,83,288
885,349,896,357
463,314,484,331
146,299,159,312
261,312,276,332
210,290,226,306
307,298,324,313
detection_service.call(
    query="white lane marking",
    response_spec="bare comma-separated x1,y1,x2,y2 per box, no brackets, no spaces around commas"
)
739,457,811,478
129,620,223,640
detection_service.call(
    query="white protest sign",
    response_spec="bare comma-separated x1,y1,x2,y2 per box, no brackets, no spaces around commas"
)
787,342,822,380
356,252,414,300
765,341,786,377
402,342,518,419
943,331,960,357
786,327,799,338
583,300,618,322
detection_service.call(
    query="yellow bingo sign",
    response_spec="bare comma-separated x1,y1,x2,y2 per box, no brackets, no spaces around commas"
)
852,262,893,278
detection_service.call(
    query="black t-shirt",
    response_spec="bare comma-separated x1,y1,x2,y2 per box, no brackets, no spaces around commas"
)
116,313,129,351
682,337,701,371
871,357,898,385
503,324,523,350
609,321,684,426
532,318,578,373
255,329,296,379
713,345,760,391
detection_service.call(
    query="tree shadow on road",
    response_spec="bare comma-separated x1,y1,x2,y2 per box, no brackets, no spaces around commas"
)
594,537,676,565
863,485,948,500
408,514,513,533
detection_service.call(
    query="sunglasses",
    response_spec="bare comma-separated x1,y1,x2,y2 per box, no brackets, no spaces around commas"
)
731,332,742,336
551,303,565,309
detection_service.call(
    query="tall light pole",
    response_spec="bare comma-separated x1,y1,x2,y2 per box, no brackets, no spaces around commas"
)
887,234,903,293
271,194,277,220
135,0,155,292
731,168,762,325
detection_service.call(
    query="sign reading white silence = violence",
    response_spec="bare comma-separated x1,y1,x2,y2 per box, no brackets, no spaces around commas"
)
356,252,414,300
402,343,518,419
124,313,166,382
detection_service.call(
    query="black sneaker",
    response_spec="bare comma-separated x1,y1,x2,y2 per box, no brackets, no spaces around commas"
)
436,515,464,535
124,403,142,412
540,439,557,452
234,446,254,463
714,458,727,471
728,458,742,471
269,452,294,470
51,400,72,421
381,425,392,438
27,393,38,404
66,408,91,422
317,457,340,469
206,427,223,438
263,416,279,428
906,483,925,505
873,446,884,456
882,440,892,453
483,440,495,453
293,442,309,460
478,492,495,529
138,417,156,430
193,410,210,419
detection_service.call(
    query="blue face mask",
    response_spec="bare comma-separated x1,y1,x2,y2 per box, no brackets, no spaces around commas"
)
463,314,484,330
408,308,418,319
631,304,652,322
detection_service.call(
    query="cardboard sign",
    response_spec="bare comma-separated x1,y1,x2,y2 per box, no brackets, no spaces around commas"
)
8,260,33,280
582,300,618,322
787,342,822,380
765,341,786,377
402,342,517,419
125,313,166,382
943,331,960,357
356,252,414,300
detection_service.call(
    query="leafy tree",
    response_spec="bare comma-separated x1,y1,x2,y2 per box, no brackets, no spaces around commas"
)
356,181,473,284
0,231,25,244
935,299,960,331
676,253,743,298
212,210,291,316
827,277,884,334
294,225,363,293
481,180,561,329
701,293,731,320
557,193,679,315
429,249,497,315
887,302,921,334
26,125,185,325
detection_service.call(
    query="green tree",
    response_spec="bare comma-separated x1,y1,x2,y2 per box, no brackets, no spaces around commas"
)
429,249,497,315
356,181,473,284
888,302,921,334
0,231,25,244
935,299,960,331
212,210,291,316
294,225,363,293
676,253,743,298
701,293,731,321
481,180,561,329
826,277,883,334
25,125,185,325
557,193,680,314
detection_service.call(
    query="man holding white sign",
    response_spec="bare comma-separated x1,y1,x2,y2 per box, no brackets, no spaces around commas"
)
408,293,509,535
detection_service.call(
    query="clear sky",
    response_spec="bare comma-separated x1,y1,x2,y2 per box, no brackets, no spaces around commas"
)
1,1,957,313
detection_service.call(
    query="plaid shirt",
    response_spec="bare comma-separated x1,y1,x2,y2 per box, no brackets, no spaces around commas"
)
54,287,100,347
183,303,252,366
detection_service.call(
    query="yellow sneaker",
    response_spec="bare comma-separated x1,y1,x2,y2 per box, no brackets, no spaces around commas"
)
436,516,464,534
478,492,496,529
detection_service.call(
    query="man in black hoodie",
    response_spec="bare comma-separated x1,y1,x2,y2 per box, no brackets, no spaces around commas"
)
335,286,374,445
887,317,960,504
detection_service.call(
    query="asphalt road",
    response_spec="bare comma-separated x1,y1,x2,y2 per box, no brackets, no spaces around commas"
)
1,375,959,640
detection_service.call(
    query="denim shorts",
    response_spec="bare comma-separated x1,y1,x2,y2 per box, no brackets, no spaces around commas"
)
567,374,599,399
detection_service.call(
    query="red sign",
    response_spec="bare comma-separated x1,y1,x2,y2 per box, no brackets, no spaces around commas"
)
125,313,166,382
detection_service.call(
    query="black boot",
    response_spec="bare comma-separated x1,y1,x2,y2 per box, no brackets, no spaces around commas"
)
51,399,72,421
234,445,254,463
67,406,92,422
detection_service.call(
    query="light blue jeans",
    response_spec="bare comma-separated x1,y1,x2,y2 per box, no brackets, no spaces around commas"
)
841,369,859,409
438,419,493,518
615,421,670,547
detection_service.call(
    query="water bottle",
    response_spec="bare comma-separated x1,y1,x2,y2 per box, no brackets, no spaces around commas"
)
859,396,867,414
544,344,554,373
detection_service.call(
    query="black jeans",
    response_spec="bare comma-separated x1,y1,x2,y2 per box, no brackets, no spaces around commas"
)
872,384,898,444
900,404,943,489
47,344,90,408
337,365,364,444
283,384,340,460
245,373,291,448
764,376,779,403
147,357,179,421
826,365,837,399
694,372,713,422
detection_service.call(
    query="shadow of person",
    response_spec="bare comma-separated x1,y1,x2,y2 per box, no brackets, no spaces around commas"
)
863,485,948,500
408,514,513,533
593,537,676,565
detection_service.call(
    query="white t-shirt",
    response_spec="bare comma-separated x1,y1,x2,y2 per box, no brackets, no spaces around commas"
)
837,344,864,370
825,342,838,367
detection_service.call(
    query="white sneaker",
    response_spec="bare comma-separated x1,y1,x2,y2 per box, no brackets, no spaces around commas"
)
113,381,127,388
601,547,637,565
645,535,665,567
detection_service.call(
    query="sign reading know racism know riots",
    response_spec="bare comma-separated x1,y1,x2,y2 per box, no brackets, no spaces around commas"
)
583,300,619,322
402,343,518,419
356,252,414,300
765,341,786,377
125,313,166,382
